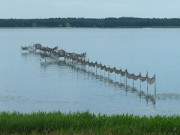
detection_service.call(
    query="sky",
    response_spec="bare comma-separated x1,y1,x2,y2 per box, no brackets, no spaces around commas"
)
1,0,180,19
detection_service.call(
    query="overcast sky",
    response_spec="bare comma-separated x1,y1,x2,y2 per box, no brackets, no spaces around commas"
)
1,0,180,18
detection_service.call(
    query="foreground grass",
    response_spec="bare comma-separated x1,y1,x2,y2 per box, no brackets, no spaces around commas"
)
0,112,179,135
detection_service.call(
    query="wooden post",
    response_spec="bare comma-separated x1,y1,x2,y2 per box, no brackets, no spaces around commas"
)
95,66,97,75
108,71,110,79
125,69,127,90
139,77,142,97
146,72,149,95
125,70,128,95
154,74,157,100
119,75,121,84
133,80,134,90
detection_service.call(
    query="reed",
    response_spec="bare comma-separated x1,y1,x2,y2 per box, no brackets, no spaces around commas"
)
0,112,179,135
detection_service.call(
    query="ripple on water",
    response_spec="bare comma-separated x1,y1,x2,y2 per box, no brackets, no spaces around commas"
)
157,93,180,100
0,95,28,102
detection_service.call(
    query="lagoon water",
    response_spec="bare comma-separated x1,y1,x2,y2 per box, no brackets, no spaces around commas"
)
0,28,180,115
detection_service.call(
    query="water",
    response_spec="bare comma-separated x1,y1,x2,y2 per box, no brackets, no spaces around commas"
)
0,28,180,115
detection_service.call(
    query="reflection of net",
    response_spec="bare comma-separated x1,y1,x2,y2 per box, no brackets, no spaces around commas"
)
147,77,156,84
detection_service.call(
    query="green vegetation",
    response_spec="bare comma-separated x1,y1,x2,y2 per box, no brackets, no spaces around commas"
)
0,112,179,135
1,17,180,28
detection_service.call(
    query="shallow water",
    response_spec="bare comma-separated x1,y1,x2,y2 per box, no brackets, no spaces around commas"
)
0,28,180,115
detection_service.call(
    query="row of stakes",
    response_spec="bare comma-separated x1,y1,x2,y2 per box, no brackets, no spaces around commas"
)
22,44,157,102
64,55,157,99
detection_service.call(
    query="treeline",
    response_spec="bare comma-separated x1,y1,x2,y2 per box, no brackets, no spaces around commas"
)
1,17,180,27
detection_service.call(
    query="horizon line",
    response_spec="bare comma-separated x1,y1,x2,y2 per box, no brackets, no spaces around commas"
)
1,17,180,20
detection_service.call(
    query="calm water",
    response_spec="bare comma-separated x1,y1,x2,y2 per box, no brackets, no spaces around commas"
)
0,28,180,115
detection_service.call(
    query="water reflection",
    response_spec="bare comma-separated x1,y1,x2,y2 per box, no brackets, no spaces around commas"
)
43,61,156,105
22,52,156,106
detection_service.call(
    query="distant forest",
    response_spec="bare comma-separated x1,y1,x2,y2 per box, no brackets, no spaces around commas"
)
1,17,180,28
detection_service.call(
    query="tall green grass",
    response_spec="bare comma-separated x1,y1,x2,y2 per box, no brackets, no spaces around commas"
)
0,112,179,135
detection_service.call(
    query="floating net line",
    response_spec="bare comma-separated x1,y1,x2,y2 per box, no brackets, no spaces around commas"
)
21,43,157,104
22,44,156,85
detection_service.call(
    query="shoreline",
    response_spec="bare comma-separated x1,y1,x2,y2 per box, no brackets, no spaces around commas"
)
2,17,180,29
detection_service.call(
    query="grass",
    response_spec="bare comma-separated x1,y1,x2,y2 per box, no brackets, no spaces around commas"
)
0,112,179,135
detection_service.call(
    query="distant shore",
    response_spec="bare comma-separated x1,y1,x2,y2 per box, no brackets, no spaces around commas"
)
0,112,179,135
1,17,180,28
1,26,180,29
